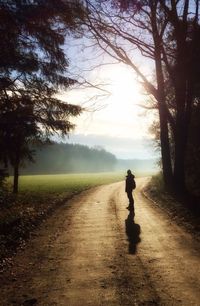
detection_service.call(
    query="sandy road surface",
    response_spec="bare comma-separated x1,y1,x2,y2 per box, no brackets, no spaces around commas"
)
0,178,200,306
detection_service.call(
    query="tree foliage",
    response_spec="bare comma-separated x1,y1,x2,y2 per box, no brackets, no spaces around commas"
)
0,0,85,85
0,1,85,192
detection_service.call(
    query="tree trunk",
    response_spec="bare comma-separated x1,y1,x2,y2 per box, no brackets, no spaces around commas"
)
174,122,186,193
154,54,173,188
13,154,20,194
159,104,173,189
173,82,193,194
150,4,173,189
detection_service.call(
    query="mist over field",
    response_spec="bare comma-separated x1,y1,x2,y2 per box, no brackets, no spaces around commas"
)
116,158,158,175
14,142,159,176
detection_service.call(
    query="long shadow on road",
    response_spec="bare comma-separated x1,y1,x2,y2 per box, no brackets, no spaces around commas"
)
125,211,141,254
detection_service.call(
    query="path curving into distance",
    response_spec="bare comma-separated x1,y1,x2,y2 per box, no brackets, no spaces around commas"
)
1,178,200,305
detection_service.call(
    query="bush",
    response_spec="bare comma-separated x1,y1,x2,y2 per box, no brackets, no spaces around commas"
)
149,172,165,193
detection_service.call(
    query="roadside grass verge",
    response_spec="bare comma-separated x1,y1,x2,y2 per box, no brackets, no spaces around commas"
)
0,172,124,265
144,173,200,239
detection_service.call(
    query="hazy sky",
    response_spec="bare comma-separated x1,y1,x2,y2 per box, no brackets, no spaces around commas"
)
59,3,196,160
60,43,158,159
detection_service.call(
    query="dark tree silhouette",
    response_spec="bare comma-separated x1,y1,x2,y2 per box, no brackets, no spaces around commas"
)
0,82,82,193
83,0,200,194
0,1,85,192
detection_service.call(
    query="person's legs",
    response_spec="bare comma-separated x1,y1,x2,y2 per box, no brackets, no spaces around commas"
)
127,192,134,213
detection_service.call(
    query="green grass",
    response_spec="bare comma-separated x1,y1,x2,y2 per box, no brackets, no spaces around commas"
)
7,172,124,196
6,171,155,201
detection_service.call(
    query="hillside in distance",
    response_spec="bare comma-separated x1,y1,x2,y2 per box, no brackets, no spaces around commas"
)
19,142,117,175
14,142,159,175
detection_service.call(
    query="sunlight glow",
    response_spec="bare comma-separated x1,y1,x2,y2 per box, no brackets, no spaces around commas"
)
103,65,143,121
62,63,154,140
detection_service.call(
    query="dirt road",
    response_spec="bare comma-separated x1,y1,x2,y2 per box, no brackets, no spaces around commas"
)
1,178,200,305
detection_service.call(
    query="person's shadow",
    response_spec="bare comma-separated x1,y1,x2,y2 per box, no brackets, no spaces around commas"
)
125,210,141,254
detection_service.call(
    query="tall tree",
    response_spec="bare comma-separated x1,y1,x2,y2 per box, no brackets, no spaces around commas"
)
83,0,200,194
0,80,82,193
0,1,85,192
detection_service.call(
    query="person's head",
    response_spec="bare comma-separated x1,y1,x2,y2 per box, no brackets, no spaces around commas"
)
127,169,132,175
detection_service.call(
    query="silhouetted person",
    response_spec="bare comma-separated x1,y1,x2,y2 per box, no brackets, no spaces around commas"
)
125,169,136,214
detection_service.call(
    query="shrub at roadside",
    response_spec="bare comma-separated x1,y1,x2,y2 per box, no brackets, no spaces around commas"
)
144,173,200,240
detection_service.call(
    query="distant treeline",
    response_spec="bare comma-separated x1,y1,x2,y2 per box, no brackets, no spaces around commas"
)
18,142,117,174
3,142,159,176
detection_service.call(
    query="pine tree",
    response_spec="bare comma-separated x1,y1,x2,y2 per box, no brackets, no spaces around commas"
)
0,1,85,193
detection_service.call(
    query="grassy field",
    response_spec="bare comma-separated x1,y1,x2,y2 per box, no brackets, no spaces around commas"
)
8,171,155,194
8,172,124,195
